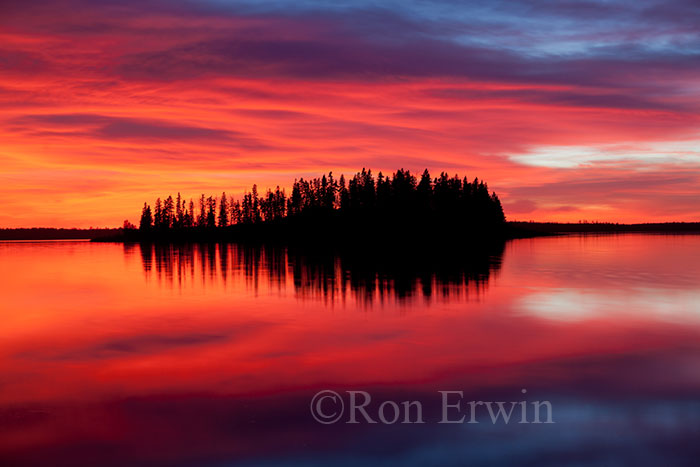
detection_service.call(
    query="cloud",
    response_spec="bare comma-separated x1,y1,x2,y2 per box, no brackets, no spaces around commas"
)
504,199,538,214
504,168,700,221
0,0,699,226
10,113,268,147
113,28,699,91
0,48,52,75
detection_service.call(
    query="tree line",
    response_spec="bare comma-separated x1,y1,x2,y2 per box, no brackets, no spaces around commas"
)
136,168,505,232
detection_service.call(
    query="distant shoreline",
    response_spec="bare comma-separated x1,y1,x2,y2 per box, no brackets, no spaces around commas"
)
2,223,698,241
0,228,119,241
508,221,700,234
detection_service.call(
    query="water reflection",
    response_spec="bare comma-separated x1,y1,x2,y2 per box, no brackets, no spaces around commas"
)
133,242,505,304
2,235,700,466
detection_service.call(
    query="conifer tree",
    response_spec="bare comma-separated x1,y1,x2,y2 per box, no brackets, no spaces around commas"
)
198,194,206,227
154,198,162,229
218,192,229,227
139,203,153,231
206,196,216,228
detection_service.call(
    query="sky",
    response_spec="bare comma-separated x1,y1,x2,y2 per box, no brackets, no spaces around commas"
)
1,0,699,227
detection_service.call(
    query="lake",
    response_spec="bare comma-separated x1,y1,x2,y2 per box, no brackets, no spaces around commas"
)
1,234,699,466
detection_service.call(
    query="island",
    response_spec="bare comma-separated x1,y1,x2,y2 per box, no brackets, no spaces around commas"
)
96,168,512,245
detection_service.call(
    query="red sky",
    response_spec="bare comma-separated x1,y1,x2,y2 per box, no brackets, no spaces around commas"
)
1,0,699,227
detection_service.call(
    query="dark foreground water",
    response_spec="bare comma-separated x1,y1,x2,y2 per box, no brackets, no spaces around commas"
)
1,234,699,466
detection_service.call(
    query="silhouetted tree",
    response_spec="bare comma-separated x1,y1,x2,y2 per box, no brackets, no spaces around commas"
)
261,189,275,222
289,180,302,216
338,174,349,211
206,196,216,228
323,173,335,210
218,192,229,227
241,192,252,224
135,167,507,240
417,169,432,210
251,184,261,223
376,172,390,209
162,195,174,229
230,199,241,225
390,168,416,209
274,186,286,219
198,194,206,227
186,199,195,228
139,203,153,231
175,193,183,228
154,198,162,229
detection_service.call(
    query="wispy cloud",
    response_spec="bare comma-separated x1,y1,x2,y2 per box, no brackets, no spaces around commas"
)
1,0,699,225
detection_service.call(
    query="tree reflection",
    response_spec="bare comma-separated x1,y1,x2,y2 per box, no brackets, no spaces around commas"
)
133,242,505,304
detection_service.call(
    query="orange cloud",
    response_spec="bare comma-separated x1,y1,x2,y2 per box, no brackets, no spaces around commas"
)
1,1,699,226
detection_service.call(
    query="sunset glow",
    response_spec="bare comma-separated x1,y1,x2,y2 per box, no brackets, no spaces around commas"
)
2,235,700,464
2,0,699,227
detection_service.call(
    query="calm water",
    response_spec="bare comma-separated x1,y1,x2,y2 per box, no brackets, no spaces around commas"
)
1,235,699,466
